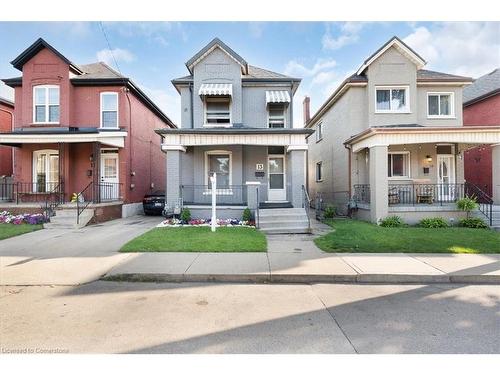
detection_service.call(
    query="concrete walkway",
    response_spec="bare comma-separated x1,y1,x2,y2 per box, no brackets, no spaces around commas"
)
1,215,499,285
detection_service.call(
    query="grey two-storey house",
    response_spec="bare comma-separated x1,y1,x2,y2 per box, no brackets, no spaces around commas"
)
306,36,500,225
157,38,313,233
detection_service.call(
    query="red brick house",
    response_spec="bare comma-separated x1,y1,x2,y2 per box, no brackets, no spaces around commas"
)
0,38,176,225
0,96,14,176
463,68,500,197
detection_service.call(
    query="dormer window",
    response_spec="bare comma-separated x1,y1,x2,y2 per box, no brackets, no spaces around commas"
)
205,97,231,126
375,86,409,113
268,104,285,128
33,85,59,124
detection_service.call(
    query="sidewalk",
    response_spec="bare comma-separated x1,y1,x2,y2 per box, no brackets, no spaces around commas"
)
104,220,500,284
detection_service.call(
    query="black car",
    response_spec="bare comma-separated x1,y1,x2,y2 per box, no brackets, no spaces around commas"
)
143,190,165,215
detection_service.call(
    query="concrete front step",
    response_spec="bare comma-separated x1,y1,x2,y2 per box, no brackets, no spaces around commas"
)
44,208,94,229
259,219,309,226
260,226,311,234
257,207,310,234
259,208,306,216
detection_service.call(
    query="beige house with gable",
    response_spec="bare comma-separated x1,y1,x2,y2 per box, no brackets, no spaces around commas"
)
306,36,500,225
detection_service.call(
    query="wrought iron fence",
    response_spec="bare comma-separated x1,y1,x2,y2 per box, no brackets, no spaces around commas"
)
0,180,64,204
180,185,248,206
315,190,351,219
353,185,370,204
387,183,466,205
302,185,311,231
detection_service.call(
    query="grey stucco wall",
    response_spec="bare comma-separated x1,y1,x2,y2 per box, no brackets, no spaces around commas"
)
242,85,292,128
416,86,463,127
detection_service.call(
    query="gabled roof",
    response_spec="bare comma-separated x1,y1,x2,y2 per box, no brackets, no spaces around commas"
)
186,38,248,75
356,36,426,75
463,68,500,106
10,37,83,74
0,96,14,108
417,69,472,83
78,62,126,80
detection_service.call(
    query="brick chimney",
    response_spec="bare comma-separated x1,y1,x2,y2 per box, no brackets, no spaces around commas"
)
303,96,311,125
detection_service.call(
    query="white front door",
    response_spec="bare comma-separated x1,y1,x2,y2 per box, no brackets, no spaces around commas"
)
100,152,119,201
437,154,455,201
268,155,286,201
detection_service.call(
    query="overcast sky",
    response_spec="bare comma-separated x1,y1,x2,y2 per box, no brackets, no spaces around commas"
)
0,21,498,127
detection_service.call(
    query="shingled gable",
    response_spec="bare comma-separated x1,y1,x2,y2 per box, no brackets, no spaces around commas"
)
10,37,84,74
185,37,249,75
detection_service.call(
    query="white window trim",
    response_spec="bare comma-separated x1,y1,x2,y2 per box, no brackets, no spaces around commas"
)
375,85,411,114
32,149,59,192
33,85,60,124
100,92,119,129
388,151,411,180
316,122,323,142
204,150,233,187
315,161,323,182
203,97,232,128
427,92,455,119
267,104,286,129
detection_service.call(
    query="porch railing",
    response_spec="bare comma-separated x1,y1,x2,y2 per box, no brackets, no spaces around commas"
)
464,182,494,226
0,180,64,204
302,185,311,232
387,183,466,205
353,184,371,204
180,185,248,206
76,181,123,223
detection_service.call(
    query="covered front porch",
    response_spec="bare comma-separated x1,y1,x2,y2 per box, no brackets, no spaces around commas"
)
0,129,127,208
157,128,312,218
346,126,500,224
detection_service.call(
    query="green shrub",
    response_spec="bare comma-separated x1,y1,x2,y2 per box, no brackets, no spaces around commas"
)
242,207,253,222
180,208,191,223
457,196,478,219
419,217,449,228
379,215,406,227
459,217,488,229
324,205,336,219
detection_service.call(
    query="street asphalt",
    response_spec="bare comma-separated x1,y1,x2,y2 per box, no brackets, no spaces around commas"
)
1,281,499,354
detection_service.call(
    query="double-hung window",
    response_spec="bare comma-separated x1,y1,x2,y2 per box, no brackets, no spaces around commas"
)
316,122,323,142
268,104,285,128
100,92,119,128
33,85,60,123
205,97,231,126
388,152,410,179
427,93,454,118
375,86,409,113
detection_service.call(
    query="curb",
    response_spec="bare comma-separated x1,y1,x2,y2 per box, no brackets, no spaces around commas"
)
101,273,500,285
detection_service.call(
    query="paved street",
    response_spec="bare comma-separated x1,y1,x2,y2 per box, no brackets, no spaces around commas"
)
1,281,499,354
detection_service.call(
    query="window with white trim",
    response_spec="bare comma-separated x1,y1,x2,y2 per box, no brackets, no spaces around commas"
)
33,149,59,192
427,93,454,118
206,152,231,188
316,122,323,142
205,97,231,125
33,85,60,123
375,86,409,113
388,152,410,178
100,92,119,128
316,162,323,182
268,104,285,128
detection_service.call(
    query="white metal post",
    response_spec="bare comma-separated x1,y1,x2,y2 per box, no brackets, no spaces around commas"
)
210,172,217,232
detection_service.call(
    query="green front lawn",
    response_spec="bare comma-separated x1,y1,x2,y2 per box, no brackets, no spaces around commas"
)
315,219,500,254
121,226,267,252
0,223,43,240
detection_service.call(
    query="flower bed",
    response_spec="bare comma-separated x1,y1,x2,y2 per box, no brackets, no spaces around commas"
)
157,217,255,228
0,211,47,225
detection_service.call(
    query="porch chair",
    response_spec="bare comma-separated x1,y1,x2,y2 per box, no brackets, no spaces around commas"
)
416,185,434,204
388,187,400,205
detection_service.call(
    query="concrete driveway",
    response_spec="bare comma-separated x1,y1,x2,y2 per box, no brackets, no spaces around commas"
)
0,216,161,285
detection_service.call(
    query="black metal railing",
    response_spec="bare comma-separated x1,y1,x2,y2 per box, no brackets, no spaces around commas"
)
387,183,466,205
465,182,494,226
302,185,311,232
255,187,260,229
353,184,371,204
180,185,248,206
41,182,65,220
0,180,64,204
76,181,94,225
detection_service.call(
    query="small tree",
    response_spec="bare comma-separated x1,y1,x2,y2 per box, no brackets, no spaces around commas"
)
242,207,252,222
457,196,478,219
180,208,191,223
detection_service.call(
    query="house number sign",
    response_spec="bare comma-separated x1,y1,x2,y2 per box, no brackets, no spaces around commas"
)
256,163,264,171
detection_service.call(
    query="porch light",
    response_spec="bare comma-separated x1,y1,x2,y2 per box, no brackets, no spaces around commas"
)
425,155,432,163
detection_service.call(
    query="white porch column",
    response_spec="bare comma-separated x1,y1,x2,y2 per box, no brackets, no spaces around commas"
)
492,144,500,204
369,145,388,223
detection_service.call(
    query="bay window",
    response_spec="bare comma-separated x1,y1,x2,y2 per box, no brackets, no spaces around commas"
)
375,86,409,113
100,92,119,128
388,152,410,178
33,85,60,123
205,97,231,125
427,93,454,118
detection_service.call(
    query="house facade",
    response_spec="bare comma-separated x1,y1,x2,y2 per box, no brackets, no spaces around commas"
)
157,38,312,233
0,97,14,176
463,69,500,198
306,36,500,225
0,38,175,224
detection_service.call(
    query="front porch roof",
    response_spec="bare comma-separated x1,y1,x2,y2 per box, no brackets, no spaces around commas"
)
0,127,127,148
156,127,313,152
344,126,500,153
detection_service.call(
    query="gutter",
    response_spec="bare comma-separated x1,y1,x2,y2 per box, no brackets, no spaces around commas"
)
190,82,194,129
